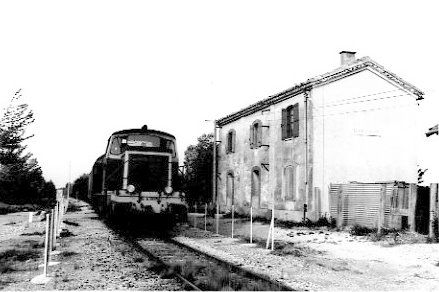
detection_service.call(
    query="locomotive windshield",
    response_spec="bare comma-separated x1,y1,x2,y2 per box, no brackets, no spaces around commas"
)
128,154,169,192
109,134,176,156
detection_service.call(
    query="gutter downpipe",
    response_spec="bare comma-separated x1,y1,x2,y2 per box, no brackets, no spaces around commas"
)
304,86,310,221
213,120,219,234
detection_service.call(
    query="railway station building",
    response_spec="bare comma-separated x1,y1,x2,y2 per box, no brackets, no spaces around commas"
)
216,51,424,227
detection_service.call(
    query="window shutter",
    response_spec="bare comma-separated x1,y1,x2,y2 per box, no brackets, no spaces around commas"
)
257,123,262,147
232,130,236,153
292,103,299,138
249,125,254,149
281,108,287,140
226,133,229,154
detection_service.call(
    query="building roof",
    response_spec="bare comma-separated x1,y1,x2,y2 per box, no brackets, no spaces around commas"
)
217,56,424,126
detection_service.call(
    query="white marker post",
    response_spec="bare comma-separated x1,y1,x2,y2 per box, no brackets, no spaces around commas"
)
51,209,57,251
266,207,275,250
231,204,235,238
271,206,275,251
204,203,207,231
28,212,34,223
44,214,50,275
266,220,272,249
250,206,253,244
31,214,52,284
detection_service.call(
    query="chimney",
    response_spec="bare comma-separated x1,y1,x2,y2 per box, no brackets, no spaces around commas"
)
339,51,356,66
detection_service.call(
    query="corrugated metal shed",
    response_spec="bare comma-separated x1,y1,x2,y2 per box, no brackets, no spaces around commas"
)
329,182,409,229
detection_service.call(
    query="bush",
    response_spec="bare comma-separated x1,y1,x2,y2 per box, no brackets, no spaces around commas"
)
273,216,337,229
349,224,377,236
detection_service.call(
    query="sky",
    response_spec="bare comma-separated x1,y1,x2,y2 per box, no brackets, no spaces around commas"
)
0,0,438,187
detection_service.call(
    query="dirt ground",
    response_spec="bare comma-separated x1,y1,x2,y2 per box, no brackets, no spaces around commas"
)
0,199,182,291
184,215,439,290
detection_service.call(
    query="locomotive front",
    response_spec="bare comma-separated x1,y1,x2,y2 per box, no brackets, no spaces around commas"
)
89,126,187,220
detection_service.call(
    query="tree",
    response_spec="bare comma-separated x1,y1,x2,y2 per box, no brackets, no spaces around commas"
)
183,133,214,207
72,174,89,202
418,168,428,185
0,90,50,203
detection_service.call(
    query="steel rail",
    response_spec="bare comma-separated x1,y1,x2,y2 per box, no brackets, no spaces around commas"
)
169,238,294,291
118,234,202,291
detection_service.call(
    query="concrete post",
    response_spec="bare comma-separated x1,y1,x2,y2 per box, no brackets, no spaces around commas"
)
336,186,344,229
377,184,387,234
409,184,417,232
49,210,54,253
43,214,50,276
429,183,438,239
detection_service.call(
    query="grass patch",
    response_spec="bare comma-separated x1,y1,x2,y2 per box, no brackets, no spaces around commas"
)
270,240,322,257
269,216,336,229
20,231,45,236
350,224,377,236
0,248,41,262
67,204,83,212
60,229,75,237
63,220,80,226
165,260,283,291
60,251,78,257
134,257,144,263
0,248,41,273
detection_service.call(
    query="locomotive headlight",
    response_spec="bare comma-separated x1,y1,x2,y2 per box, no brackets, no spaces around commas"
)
164,186,173,195
127,184,135,193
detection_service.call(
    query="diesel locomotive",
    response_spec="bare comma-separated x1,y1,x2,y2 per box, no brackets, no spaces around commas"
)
88,125,187,220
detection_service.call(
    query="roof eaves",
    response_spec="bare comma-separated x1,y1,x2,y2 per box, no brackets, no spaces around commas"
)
217,56,424,126
217,81,311,126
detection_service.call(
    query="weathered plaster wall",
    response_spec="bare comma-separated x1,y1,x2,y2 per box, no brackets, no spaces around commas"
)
312,69,419,215
217,91,313,221
217,68,419,222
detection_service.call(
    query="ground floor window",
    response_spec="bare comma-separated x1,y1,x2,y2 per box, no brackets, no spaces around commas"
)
226,172,234,205
251,167,261,207
283,165,296,201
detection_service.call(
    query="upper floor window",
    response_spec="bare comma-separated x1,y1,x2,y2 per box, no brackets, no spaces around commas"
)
226,129,236,154
250,120,262,149
282,104,299,140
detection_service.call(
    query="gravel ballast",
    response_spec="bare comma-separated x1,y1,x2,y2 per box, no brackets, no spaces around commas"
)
175,221,439,290
0,199,183,291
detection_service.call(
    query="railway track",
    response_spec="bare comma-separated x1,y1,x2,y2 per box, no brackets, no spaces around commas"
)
107,220,292,291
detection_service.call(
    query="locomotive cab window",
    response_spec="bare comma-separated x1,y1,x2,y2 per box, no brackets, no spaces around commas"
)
127,134,160,147
110,137,122,155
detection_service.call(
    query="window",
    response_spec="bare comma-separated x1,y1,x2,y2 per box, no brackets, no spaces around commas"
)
251,167,261,207
283,165,296,201
226,130,236,154
250,120,262,148
282,103,299,140
226,172,235,206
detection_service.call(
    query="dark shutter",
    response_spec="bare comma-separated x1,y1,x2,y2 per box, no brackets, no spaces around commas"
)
281,108,287,140
232,130,236,153
292,103,299,138
257,123,262,147
226,132,229,154
249,125,254,149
